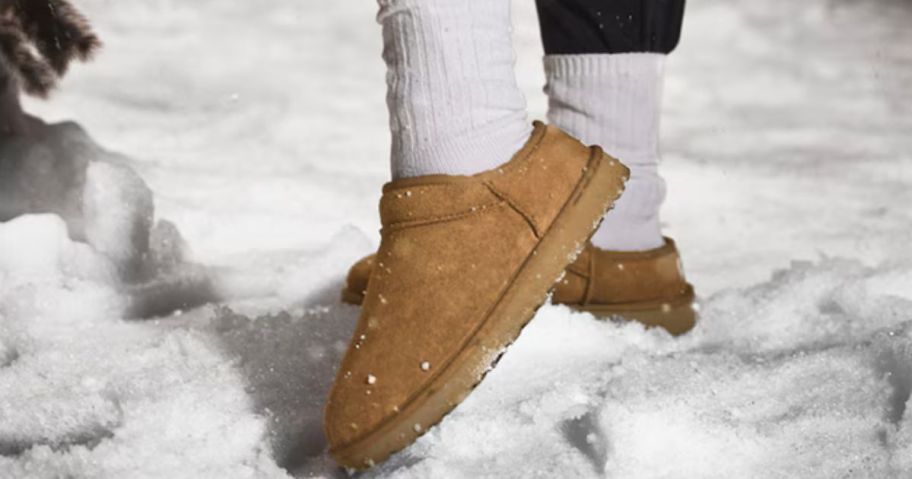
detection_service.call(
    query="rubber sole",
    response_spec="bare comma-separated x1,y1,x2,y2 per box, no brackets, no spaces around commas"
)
575,285,697,336
329,149,628,469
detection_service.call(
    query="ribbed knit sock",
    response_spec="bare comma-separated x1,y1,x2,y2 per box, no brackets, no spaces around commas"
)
377,0,532,180
544,53,667,252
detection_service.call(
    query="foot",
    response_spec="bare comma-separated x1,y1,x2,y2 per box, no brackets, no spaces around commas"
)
343,238,696,335
323,122,629,468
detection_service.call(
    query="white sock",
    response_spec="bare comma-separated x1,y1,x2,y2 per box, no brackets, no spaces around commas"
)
378,0,532,180
544,53,667,252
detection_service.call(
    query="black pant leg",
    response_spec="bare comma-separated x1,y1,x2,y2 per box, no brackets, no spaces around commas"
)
535,0,686,55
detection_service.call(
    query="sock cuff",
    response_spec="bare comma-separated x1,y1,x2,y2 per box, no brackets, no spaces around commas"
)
543,53,665,79
542,54,668,252
544,52,667,162
379,0,530,179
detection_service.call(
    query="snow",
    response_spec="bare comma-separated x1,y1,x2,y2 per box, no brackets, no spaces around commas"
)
2,0,911,477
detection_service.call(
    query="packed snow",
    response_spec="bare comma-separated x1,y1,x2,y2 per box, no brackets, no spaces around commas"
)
1,0,911,477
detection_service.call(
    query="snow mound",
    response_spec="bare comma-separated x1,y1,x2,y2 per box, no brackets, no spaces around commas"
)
6,214,907,478
0,121,155,277
368,261,912,478
0,216,288,478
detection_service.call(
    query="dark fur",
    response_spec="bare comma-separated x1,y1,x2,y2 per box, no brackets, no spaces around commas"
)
0,0,101,97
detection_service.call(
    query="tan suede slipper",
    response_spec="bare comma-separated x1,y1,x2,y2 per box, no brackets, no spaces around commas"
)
343,238,696,336
324,122,629,469
555,238,696,335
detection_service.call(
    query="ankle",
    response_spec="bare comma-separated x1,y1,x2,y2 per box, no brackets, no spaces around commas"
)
390,118,532,179
379,0,530,179
590,215,664,251
590,171,666,252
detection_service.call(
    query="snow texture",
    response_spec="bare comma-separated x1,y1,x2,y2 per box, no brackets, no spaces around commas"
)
2,0,911,477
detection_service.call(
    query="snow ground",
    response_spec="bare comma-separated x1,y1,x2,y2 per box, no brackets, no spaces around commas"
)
1,0,911,477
